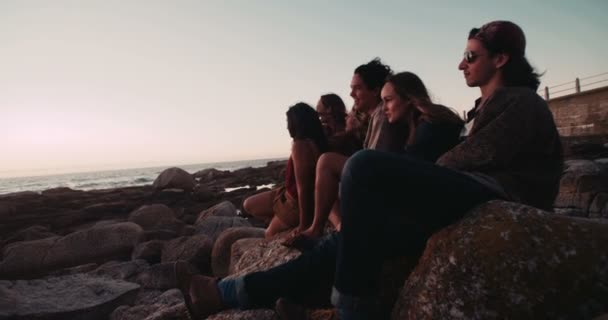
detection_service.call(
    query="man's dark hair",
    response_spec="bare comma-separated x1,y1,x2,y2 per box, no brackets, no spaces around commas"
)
469,21,541,91
354,58,393,91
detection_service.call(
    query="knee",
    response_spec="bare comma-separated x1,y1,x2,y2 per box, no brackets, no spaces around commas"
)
264,228,275,239
317,153,331,170
242,196,254,215
316,154,329,174
316,153,337,178
341,150,377,182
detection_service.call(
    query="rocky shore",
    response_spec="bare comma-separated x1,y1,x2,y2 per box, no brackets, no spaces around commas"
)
1,152,608,319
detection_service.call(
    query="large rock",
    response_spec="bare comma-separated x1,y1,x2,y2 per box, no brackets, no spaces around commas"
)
228,238,301,278
1,225,57,248
152,167,195,191
196,201,239,223
133,263,178,290
195,216,252,241
554,159,608,217
0,274,140,320
109,289,185,320
0,201,17,220
132,240,165,263
128,204,176,230
194,168,232,182
128,204,186,240
40,187,82,196
590,192,608,218
228,238,263,276
161,235,213,273
91,259,150,281
208,309,275,320
192,185,217,202
0,222,144,279
211,227,265,277
393,200,608,319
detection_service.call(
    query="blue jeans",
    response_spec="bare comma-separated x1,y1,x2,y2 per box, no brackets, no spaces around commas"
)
242,232,339,308
240,150,497,310
334,149,498,296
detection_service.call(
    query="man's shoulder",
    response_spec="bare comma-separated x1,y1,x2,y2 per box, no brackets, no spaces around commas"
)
493,86,544,104
483,86,547,115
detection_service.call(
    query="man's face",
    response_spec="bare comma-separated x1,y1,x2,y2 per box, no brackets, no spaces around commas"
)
350,73,379,113
458,39,498,88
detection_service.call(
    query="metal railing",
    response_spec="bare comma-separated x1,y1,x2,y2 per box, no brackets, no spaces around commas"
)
539,72,608,100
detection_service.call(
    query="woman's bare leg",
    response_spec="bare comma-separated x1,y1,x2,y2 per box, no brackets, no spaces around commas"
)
328,200,341,231
302,152,347,238
243,190,274,223
266,216,292,238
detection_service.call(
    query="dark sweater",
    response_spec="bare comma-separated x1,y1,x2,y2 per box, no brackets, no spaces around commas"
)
332,115,461,161
436,87,563,211
405,120,463,163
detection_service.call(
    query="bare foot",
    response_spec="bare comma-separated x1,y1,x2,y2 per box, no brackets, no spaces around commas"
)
300,227,323,239
282,231,318,251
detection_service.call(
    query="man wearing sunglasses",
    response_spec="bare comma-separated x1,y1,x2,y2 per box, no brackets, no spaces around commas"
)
456,21,550,139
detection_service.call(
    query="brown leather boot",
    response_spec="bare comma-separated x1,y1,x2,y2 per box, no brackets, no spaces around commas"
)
174,261,226,319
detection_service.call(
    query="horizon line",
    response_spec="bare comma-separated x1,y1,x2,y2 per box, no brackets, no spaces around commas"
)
0,155,289,180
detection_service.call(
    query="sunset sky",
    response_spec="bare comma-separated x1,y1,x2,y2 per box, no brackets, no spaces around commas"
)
1,0,607,178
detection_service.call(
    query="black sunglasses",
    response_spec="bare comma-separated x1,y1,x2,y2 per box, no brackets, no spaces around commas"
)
463,50,485,63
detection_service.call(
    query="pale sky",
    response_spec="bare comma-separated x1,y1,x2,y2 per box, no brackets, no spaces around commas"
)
1,0,607,178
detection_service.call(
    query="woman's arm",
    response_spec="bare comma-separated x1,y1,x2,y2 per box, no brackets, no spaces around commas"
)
291,139,319,231
406,121,462,163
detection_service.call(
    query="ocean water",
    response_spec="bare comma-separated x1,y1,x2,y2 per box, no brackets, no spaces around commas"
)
0,158,286,195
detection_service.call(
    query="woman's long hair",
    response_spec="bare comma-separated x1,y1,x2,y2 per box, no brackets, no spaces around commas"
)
286,102,329,152
385,72,464,145
319,93,347,133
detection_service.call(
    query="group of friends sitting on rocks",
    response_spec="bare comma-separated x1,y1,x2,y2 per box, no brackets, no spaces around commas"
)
174,20,564,320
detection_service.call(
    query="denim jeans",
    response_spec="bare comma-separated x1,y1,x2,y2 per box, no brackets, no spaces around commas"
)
241,149,498,310
334,149,498,296
242,232,339,308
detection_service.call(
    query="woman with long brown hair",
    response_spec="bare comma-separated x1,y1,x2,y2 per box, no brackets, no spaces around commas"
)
316,93,347,138
242,102,328,238
382,71,463,161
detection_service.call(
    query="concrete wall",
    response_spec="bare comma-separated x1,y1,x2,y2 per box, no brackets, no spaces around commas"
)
548,86,608,137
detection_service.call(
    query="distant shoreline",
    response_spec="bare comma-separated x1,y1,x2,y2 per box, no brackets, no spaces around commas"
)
0,157,288,180
0,157,288,195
